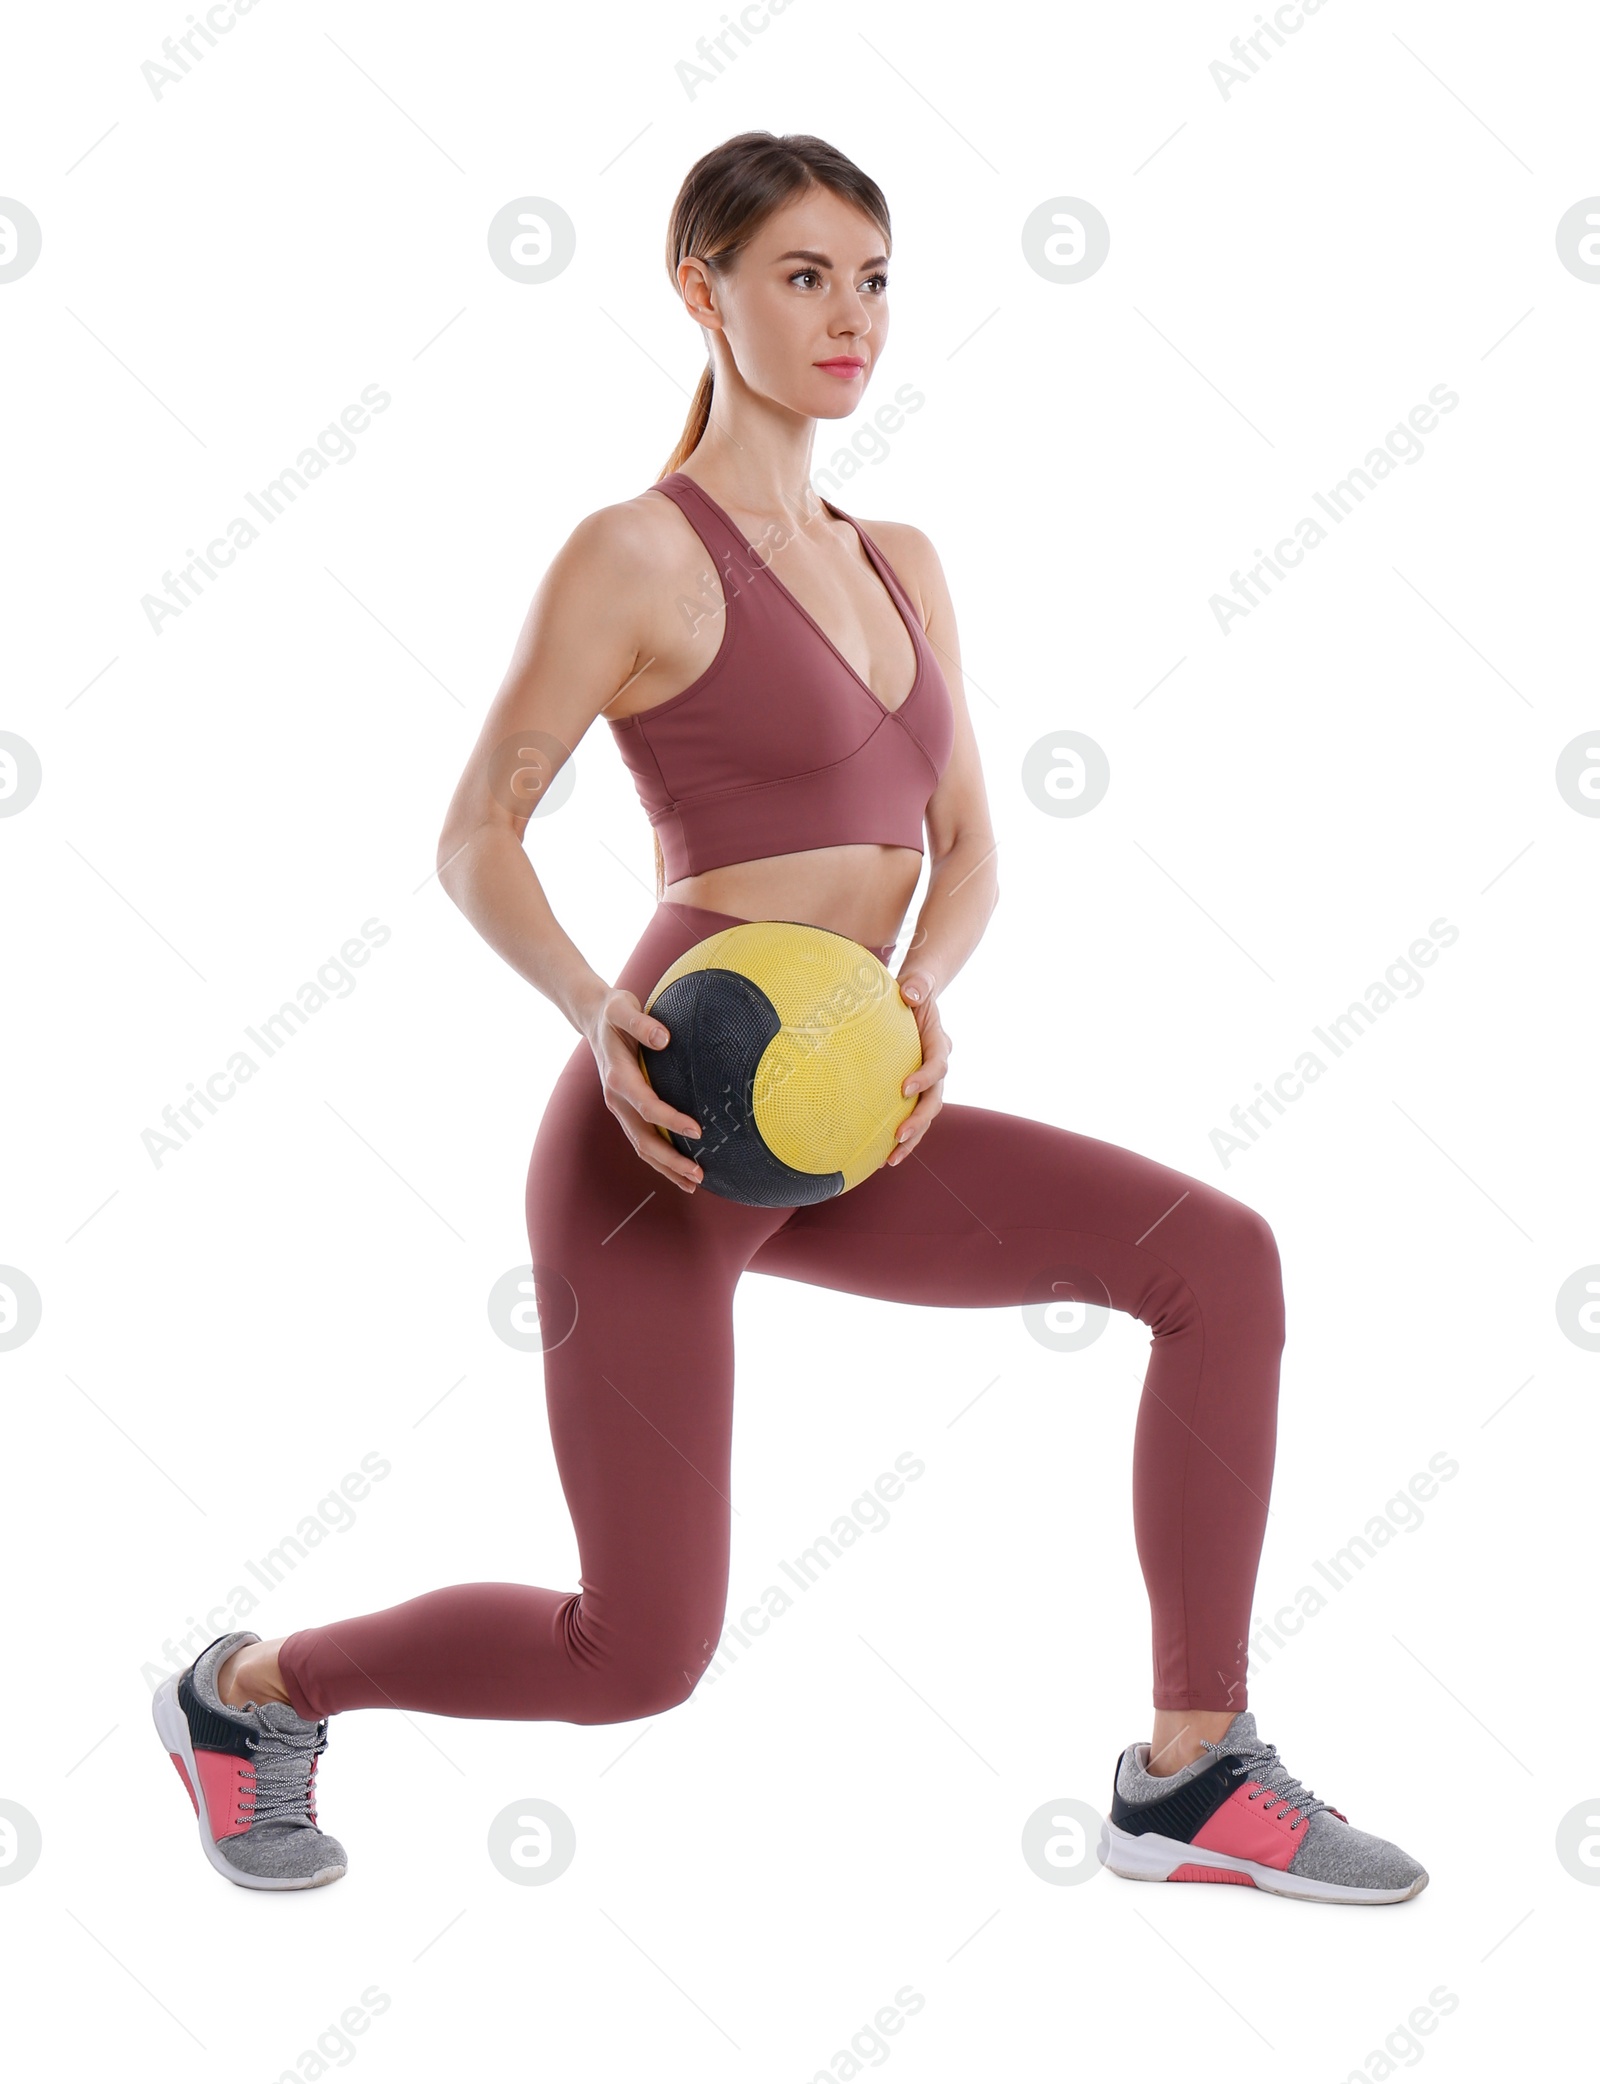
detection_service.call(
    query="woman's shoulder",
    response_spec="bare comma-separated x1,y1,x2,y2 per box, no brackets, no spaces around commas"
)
531,482,705,661
556,479,696,581
844,508,948,626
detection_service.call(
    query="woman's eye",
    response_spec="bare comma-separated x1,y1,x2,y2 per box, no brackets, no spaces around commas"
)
787,269,889,292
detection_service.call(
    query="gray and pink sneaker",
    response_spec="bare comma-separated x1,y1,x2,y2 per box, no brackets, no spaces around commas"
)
1097,1710,1428,1905
153,1630,347,1890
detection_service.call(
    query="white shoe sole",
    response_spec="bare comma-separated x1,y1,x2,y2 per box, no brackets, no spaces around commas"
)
152,1671,345,1891
1097,1819,1427,1905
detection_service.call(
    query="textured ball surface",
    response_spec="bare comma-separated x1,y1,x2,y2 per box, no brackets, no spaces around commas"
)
639,920,923,1207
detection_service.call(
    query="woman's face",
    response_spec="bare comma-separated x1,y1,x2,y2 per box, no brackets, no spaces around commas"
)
684,186,890,420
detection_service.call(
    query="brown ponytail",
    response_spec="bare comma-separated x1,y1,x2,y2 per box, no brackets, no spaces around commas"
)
648,134,891,899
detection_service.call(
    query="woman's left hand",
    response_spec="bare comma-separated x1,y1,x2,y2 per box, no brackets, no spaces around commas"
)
887,971,950,1165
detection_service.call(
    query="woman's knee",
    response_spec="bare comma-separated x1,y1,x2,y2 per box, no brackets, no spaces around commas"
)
1220,1193,1279,1265
567,1633,719,1724
1205,1194,1285,1342
1143,1189,1284,1342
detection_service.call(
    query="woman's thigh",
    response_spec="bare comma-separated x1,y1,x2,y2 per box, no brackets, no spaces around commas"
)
747,1100,1285,1713
524,1033,787,1680
747,1099,1281,1334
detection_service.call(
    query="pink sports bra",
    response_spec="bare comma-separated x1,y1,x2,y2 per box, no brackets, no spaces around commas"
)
607,471,955,884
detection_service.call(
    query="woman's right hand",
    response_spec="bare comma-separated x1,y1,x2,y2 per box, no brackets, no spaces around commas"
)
582,988,705,1193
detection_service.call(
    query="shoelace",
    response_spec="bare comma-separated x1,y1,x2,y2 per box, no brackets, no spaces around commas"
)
1200,1734,1332,1830
238,1719,328,1832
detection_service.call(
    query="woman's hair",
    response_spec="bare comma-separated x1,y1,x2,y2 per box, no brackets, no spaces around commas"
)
646,131,892,900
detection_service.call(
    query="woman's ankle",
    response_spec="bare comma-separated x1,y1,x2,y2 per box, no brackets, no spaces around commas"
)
1147,1707,1241,1777
217,1638,293,1710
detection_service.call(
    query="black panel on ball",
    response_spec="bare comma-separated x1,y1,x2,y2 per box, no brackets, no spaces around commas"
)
646,969,844,1208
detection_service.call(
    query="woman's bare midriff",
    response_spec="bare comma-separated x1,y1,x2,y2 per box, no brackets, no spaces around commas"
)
662,843,922,955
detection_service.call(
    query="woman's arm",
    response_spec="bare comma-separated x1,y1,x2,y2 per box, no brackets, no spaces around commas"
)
436,504,643,1033
435,501,708,1192
883,524,1000,999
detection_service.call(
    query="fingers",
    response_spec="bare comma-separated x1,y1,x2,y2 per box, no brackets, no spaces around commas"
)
626,1003,672,1051
611,1090,705,1193
649,1135,706,1193
901,1037,950,1098
624,1063,704,1142
607,1000,703,1141
654,1144,705,1193
896,1007,947,1155
609,990,679,1067
887,1075,946,1164
633,1121,705,1191
588,995,705,1191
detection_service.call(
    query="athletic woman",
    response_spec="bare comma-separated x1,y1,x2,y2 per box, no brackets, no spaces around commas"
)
154,132,1427,1905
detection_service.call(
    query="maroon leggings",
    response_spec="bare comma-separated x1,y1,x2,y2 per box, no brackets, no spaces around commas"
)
278,900,1284,1722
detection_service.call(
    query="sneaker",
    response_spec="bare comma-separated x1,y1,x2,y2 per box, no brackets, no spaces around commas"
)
1096,1710,1427,1905
153,1629,347,1890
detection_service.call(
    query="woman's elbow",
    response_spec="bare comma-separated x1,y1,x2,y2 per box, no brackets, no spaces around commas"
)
435,817,476,899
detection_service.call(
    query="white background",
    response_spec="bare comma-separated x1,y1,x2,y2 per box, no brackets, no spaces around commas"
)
3,0,1595,2076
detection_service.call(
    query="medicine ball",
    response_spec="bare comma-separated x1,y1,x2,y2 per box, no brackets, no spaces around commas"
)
638,919,922,1208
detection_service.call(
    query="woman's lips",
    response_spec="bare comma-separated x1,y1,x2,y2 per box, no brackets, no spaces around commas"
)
815,359,865,378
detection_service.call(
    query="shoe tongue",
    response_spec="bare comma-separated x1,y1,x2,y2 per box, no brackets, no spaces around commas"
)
1209,1710,1261,1757
255,1699,318,1736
